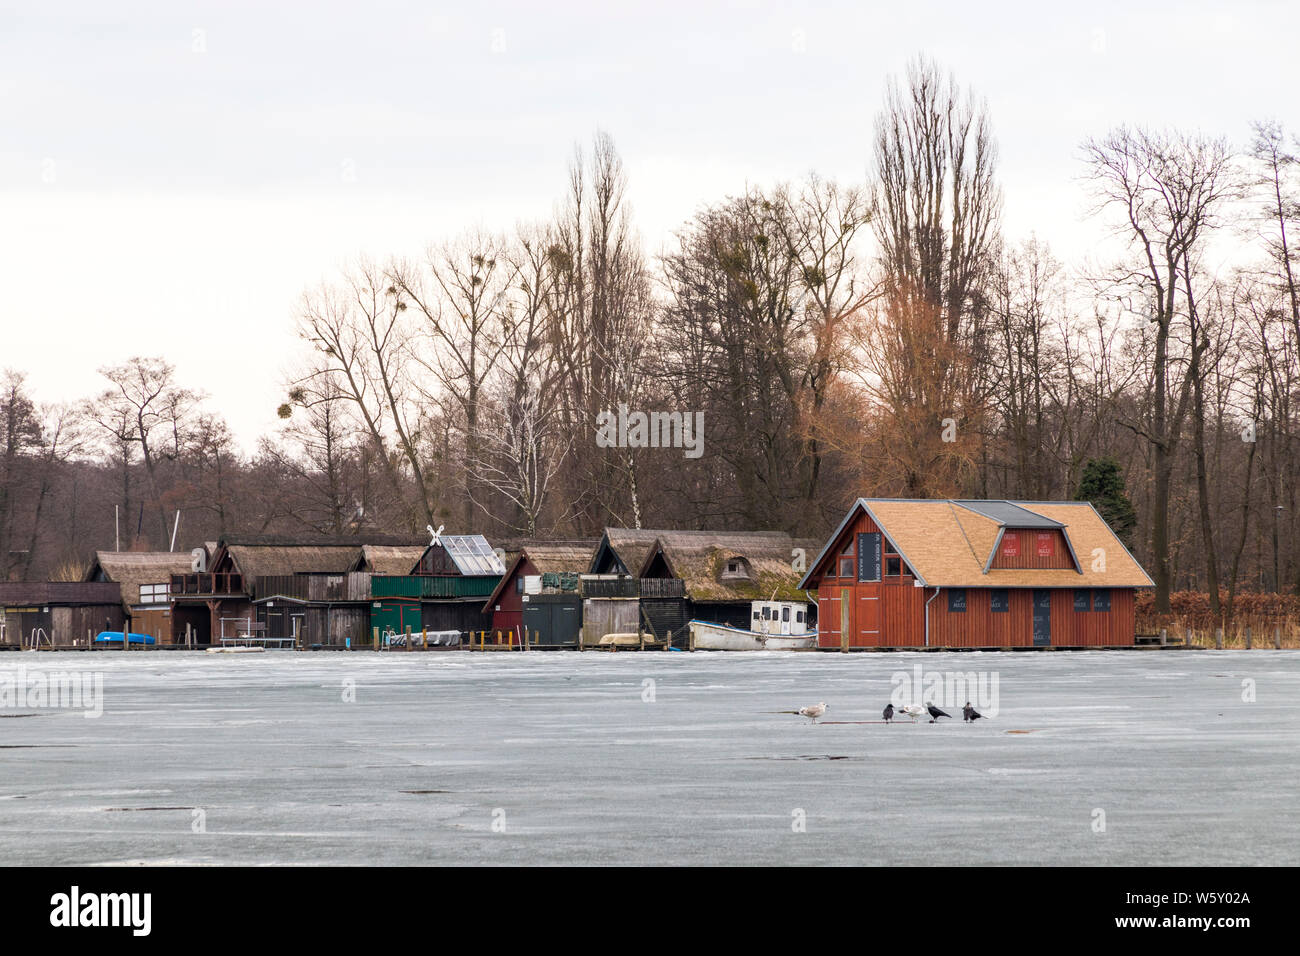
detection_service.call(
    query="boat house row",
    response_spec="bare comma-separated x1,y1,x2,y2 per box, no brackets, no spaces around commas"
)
5,501,1153,649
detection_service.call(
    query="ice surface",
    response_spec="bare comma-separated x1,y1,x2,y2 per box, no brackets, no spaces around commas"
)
2,649,1298,865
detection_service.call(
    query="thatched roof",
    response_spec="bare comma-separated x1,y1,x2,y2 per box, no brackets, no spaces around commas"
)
524,541,598,574
85,551,194,605
635,531,810,602
222,544,363,580
594,528,668,575
481,540,597,611
352,545,428,575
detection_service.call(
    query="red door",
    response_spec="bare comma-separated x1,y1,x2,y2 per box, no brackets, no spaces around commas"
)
819,592,840,648
856,585,881,646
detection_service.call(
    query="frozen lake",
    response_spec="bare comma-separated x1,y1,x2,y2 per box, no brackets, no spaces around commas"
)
2,649,1298,865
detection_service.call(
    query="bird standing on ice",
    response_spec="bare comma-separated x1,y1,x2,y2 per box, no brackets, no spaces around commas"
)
898,704,927,723
798,702,827,724
926,703,951,723
882,703,895,724
963,701,984,722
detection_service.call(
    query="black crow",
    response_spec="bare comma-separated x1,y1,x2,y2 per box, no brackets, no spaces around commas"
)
883,703,894,724
963,701,984,722
926,703,951,723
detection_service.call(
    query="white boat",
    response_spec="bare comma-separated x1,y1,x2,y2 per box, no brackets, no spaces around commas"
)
689,600,817,651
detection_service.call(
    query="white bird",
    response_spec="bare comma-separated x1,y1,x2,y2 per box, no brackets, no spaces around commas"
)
798,702,827,724
898,704,927,723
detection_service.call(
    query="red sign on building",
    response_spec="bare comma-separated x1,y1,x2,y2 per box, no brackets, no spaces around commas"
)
1001,533,1020,558
1036,532,1054,558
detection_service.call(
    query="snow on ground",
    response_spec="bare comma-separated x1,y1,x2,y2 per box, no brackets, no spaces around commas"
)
1,649,1297,865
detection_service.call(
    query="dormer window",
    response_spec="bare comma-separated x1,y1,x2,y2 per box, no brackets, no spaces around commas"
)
720,555,754,582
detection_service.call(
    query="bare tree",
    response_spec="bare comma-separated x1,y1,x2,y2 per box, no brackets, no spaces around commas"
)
1082,127,1235,613
869,55,1002,494
469,377,569,536
389,233,519,532
1250,121,1300,345
88,357,199,547
295,261,434,530
543,131,655,531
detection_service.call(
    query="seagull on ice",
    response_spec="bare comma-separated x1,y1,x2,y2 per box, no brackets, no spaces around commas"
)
882,703,895,724
898,704,927,723
798,702,827,724
963,702,984,722
926,703,951,723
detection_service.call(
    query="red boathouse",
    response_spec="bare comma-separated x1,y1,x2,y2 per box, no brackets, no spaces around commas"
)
797,499,1154,648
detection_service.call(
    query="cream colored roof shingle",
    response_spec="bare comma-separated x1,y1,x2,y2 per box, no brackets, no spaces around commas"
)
804,499,1152,589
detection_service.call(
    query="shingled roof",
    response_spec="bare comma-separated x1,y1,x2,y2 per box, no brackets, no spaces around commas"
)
799,499,1153,590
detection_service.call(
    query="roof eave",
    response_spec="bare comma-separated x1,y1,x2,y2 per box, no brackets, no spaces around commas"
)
982,527,1006,574
797,499,930,589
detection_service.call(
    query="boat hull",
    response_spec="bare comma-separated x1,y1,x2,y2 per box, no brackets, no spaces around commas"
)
688,620,816,651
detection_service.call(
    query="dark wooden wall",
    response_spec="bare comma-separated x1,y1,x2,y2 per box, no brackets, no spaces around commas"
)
421,601,493,637
130,606,172,644
415,545,460,576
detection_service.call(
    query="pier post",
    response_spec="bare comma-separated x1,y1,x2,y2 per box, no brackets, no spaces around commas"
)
372,626,379,652
1215,627,1223,650
1276,625,1283,650
405,624,412,652
1245,626,1252,650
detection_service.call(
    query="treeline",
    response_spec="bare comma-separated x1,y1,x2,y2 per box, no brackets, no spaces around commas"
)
3,56,1297,622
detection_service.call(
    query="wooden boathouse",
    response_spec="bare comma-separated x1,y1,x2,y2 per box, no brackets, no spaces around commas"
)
369,534,505,641
481,541,596,645
0,582,126,647
798,499,1153,648
169,538,375,645
587,528,819,646
84,550,197,643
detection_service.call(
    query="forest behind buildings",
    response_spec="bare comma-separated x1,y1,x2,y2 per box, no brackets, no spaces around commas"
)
3,57,1298,626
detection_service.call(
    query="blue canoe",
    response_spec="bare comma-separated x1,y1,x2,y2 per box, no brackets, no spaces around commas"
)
94,631,156,646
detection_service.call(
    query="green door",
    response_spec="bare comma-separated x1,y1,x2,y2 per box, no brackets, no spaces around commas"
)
370,599,418,640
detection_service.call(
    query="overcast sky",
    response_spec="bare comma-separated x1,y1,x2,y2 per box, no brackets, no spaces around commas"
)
1,0,1295,448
